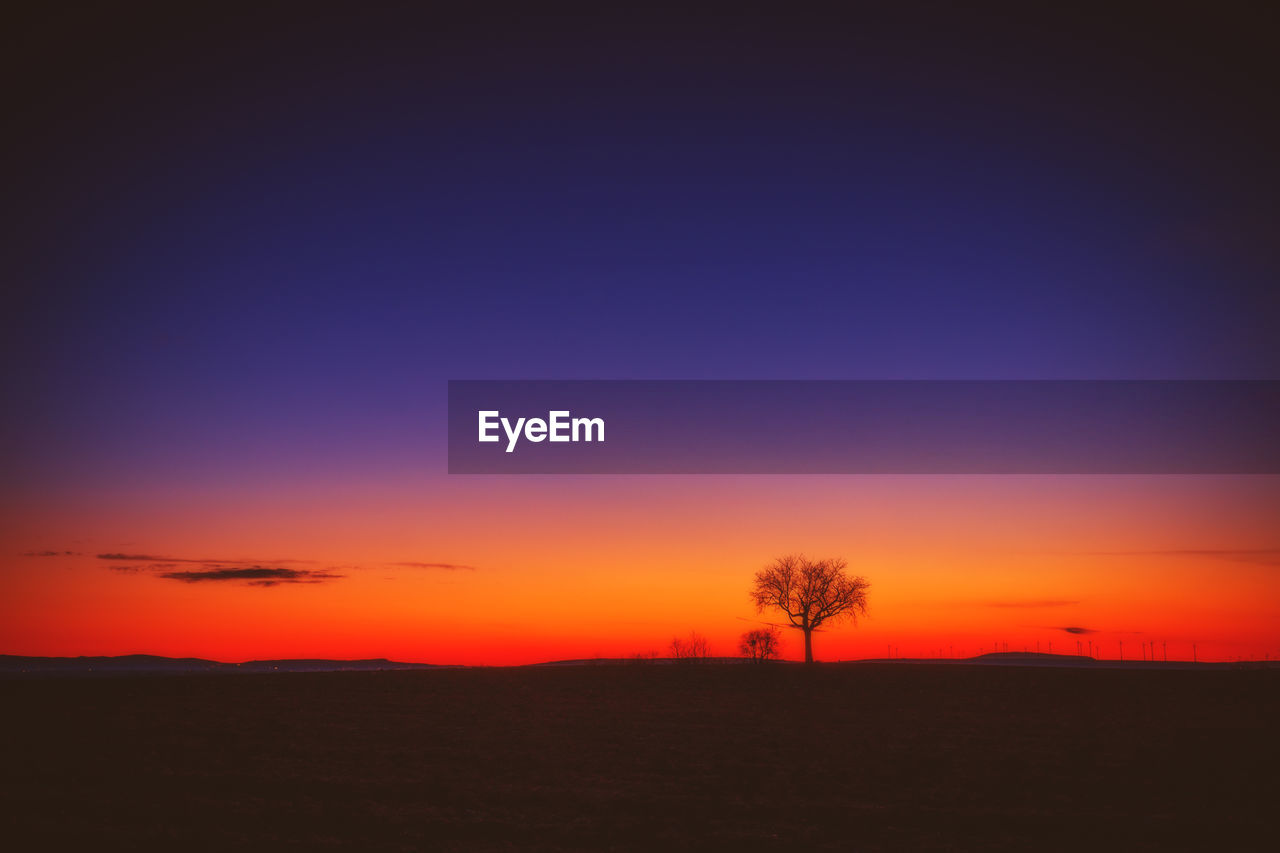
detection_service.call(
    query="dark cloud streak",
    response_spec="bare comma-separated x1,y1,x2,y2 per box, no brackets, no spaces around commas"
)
98,553,316,564
1081,549,1280,566
89,549,479,588
158,567,342,585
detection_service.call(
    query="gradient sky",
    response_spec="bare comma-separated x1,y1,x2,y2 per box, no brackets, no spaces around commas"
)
3,3,1278,664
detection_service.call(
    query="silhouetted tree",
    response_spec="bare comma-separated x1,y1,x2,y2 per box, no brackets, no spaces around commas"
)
739,627,781,662
749,555,869,663
669,631,710,662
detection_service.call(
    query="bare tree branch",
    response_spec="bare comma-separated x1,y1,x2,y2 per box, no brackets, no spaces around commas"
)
739,627,781,663
670,631,711,662
749,554,870,663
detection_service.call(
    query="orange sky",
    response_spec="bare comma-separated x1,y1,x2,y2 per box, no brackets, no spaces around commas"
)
2,475,1277,664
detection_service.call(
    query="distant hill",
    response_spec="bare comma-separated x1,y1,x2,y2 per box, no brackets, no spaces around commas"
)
534,656,758,666
0,654,450,676
4,652,1272,675
853,652,1273,670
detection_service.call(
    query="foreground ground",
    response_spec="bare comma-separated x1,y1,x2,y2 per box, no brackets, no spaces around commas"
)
2,663,1276,850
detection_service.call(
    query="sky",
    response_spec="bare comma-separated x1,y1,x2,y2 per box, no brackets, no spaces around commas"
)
3,3,1278,664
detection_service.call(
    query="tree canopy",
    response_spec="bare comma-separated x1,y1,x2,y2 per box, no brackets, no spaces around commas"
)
749,555,869,663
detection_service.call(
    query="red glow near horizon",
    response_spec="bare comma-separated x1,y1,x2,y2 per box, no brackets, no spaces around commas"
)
3,475,1277,665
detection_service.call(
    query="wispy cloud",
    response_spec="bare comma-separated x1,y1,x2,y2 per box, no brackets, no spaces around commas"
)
97,553,316,564
87,549,479,588
92,552,340,587
1080,548,1280,566
158,567,342,587
98,553,172,562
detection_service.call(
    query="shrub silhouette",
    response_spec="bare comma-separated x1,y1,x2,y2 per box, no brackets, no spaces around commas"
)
669,631,710,662
739,627,781,662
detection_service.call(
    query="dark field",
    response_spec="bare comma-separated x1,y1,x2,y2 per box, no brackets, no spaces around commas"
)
3,664,1277,851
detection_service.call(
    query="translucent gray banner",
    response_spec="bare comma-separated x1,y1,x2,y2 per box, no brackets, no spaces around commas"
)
447,381,1280,474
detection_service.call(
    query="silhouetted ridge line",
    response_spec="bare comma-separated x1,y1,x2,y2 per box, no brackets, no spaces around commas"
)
0,654,454,675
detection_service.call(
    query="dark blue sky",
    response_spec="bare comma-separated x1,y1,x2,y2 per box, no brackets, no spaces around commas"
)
5,2,1277,488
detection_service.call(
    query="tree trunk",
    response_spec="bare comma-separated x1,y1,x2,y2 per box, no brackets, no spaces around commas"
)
803,628,814,663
